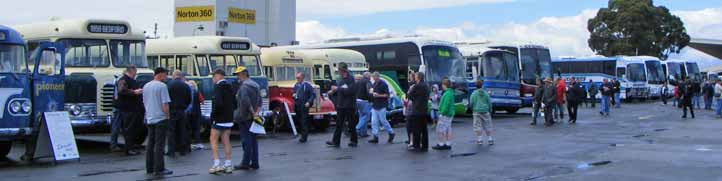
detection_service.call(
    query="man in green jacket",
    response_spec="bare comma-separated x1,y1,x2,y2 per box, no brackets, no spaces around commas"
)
470,80,494,145
433,78,456,150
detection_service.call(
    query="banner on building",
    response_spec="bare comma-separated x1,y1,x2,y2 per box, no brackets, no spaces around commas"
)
176,6,215,22
228,7,256,24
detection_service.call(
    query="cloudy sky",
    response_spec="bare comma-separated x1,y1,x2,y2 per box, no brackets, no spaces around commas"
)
2,0,722,66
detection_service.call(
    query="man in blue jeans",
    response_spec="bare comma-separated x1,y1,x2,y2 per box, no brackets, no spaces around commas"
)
354,72,372,137
233,66,262,170
368,72,395,144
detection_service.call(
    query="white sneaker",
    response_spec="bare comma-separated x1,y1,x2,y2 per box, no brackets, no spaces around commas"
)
192,144,205,150
209,166,222,174
223,165,233,173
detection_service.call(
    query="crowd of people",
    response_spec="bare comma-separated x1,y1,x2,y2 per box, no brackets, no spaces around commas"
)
111,65,262,177
118,63,722,177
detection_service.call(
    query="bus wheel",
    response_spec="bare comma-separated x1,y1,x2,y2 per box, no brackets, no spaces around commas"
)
0,141,11,157
506,108,519,114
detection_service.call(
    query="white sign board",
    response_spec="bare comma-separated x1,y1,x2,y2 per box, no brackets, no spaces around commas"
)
42,112,79,160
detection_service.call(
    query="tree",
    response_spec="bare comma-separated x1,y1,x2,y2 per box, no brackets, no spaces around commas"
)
587,0,690,60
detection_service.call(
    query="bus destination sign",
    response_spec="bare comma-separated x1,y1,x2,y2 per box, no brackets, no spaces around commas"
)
87,23,128,34
220,42,250,50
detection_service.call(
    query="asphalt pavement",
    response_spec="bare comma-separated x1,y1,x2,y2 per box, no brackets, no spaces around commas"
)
2,101,722,181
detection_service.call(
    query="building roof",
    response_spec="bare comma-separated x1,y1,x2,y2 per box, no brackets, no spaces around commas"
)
689,38,722,60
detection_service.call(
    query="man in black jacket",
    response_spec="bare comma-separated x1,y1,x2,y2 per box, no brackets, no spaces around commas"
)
166,70,192,157
681,78,695,119
407,72,430,151
326,63,358,148
587,80,598,108
566,78,585,123
116,66,144,155
293,72,315,143
209,69,235,173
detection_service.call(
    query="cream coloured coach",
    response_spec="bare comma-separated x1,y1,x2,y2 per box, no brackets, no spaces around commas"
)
15,19,152,131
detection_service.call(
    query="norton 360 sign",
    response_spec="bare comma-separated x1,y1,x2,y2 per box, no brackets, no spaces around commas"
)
176,6,214,22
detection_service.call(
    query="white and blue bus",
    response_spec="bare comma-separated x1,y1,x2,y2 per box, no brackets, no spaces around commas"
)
457,44,521,114
552,57,650,100
663,59,702,96
640,56,665,98
488,44,553,107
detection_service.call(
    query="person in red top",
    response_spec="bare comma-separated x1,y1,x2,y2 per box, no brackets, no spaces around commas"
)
554,77,566,120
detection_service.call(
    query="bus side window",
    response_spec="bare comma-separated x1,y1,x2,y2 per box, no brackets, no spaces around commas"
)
196,55,209,76
264,66,274,80
158,56,173,71
617,67,626,79
225,55,237,74
323,65,332,80
147,56,159,69
275,66,286,81
176,55,192,74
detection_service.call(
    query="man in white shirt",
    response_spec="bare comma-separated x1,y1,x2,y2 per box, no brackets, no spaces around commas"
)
143,67,173,177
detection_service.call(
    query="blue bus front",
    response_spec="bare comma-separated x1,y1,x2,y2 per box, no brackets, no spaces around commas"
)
473,50,522,113
0,26,33,150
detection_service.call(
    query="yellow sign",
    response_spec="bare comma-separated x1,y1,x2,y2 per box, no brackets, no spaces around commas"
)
176,6,214,22
228,7,256,24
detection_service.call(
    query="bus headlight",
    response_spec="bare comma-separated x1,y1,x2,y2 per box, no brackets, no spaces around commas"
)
21,101,32,113
260,89,268,98
68,104,81,116
10,101,22,113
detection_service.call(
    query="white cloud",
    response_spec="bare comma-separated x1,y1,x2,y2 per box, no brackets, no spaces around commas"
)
297,0,514,18
297,6,722,66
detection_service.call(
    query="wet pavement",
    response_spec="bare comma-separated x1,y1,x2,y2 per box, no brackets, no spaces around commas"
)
2,101,722,181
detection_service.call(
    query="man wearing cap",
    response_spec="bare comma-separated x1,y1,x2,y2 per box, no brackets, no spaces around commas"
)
233,66,263,170
293,72,315,143
166,70,192,157
143,67,173,176
541,78,557,126
326,62,358,148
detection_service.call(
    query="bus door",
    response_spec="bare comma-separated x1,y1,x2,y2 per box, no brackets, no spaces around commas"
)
30,42,65,121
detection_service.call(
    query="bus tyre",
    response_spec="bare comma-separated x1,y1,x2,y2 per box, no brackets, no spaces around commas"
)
0,141,11,157
506,108,519,114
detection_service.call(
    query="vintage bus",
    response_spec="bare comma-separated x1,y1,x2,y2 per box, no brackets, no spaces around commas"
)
488,44,553,107
457,45,521,114
663,59,702,97
15,19,152,131
260,48,337,131
0,25,65,158
552,57,650,100
288,36,469,114
146,36,271,124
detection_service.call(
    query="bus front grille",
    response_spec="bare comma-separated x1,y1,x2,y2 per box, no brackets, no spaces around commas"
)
100,84,115,112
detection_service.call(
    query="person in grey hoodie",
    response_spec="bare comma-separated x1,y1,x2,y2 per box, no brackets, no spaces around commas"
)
232,66,262,170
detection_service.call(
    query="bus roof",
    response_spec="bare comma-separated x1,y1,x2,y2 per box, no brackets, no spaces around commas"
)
14,19,145,41
455,43,514,57
553,57,617,62
615,56,660,62
0,25,25,45
260,48,366,70
285,36,456,50
147,36,261,55
486,42,550,50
